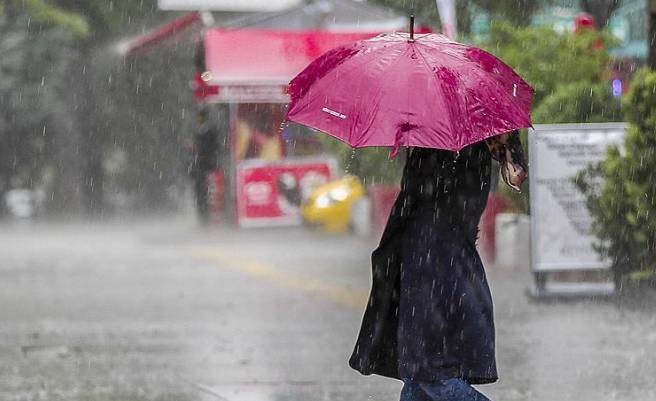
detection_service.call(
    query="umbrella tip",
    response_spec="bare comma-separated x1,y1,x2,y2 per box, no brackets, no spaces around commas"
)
409,15,415,41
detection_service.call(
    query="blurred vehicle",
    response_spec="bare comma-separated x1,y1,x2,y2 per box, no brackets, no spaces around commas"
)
300,175,365,233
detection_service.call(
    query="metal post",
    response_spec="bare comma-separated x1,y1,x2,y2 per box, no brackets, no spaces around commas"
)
410,15,415,41
226,103,237,225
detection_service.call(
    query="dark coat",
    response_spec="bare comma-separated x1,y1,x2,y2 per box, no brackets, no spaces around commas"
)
349,143,497,384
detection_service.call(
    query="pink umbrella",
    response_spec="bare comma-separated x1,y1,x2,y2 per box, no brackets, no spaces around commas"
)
286,29,534,157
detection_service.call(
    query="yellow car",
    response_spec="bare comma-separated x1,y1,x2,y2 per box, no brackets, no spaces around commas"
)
301,175,366,233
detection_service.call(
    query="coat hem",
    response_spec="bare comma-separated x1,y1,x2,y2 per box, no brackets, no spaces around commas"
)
349,364,498,385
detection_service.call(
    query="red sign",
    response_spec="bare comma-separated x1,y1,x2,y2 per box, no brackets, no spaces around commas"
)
236,158,337,227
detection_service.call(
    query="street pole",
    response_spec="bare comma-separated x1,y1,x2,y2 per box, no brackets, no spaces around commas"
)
650,0,656,69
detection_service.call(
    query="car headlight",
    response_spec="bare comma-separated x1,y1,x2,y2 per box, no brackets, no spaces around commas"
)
314,186,352,209
315,193,335,208
329,187,349,202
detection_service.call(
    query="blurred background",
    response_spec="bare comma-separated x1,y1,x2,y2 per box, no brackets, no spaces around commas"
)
1,1,656,401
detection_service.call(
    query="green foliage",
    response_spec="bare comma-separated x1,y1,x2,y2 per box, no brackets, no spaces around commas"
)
53,0,168,213
474,0,547,27
21,0,89,36
577,68,656,282
50,0,159,41
0,7,76,207
533,81,622,124
0,0,180,214
1,0,89,36
484,22,612,106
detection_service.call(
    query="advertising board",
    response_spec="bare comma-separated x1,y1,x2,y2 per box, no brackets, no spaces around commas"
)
529,123,627,273
235,157,337,227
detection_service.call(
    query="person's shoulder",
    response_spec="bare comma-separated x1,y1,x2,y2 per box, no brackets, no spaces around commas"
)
406,148,452,174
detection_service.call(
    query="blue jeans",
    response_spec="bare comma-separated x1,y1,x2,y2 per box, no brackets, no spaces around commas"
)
400,378,492,401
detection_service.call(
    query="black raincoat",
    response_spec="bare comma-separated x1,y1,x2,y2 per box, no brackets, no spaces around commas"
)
349,142,498,384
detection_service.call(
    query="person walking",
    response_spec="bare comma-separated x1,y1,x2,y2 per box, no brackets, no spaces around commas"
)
283,29,534,400
349,131,527,401
190,108,221,224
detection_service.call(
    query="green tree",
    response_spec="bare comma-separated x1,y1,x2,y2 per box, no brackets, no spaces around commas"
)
483,22,612,106
0,0,88,36
47,0,161,214
1,0,188,215
0,1,85,214
474,0,546,27
533,81,622,124
577,68,656,288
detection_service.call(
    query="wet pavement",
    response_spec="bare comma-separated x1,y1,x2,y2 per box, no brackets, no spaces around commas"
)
1,217,655,401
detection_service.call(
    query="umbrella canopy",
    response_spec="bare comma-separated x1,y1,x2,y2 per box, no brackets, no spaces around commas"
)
287,32,534,154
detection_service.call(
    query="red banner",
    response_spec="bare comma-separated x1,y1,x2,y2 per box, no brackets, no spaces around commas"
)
236,158,337,227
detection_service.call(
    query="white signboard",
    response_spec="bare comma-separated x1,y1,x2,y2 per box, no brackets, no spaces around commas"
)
158,0,301,11
529,123,627,272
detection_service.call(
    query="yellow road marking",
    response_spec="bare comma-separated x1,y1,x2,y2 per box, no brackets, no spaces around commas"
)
192,247,368,310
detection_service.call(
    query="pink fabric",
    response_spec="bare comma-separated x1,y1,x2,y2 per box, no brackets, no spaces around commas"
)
287,32,534,153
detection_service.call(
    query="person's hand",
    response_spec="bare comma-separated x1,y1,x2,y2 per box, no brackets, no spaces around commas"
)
501,152,527,192
485,130,528,192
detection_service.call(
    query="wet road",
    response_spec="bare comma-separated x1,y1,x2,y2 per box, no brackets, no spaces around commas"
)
1,218,655,401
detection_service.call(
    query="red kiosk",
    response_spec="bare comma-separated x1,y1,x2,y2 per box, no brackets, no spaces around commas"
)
122,2,412,227
200,29,397,227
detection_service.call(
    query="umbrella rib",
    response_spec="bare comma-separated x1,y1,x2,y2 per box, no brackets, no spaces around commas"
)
288,43,403,149
349,44,412,147
315,42,410,147
413,43,458,147
467,64,531,140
